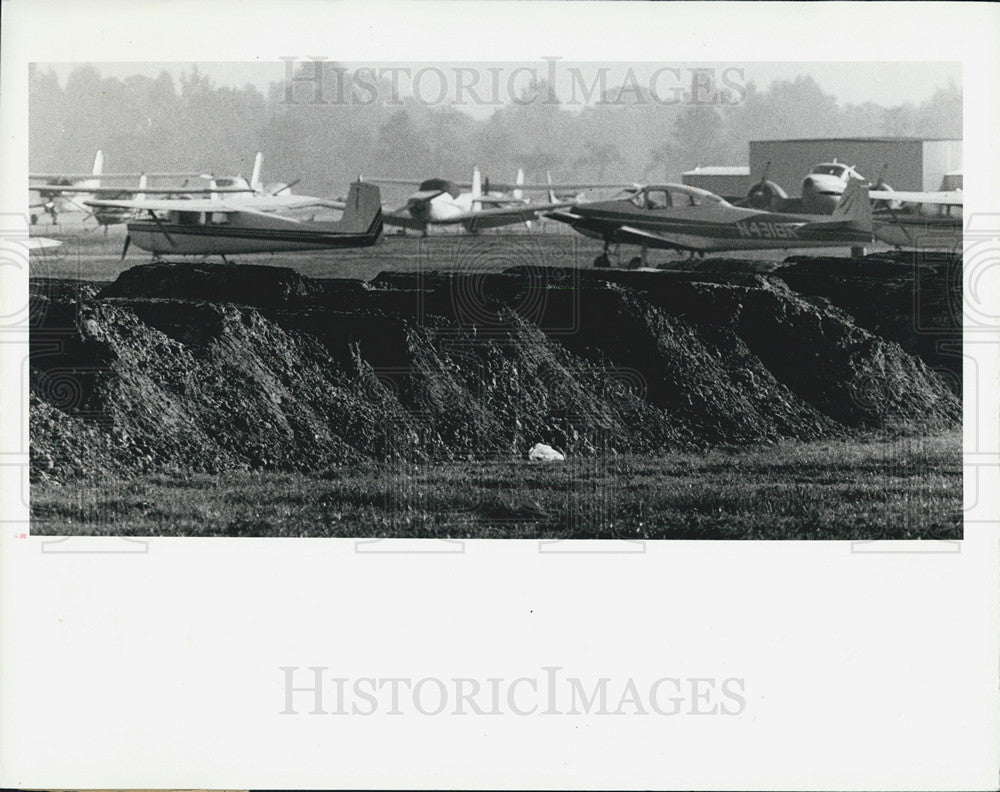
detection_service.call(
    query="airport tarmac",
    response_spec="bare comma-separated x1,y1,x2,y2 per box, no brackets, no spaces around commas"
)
27,218,897,282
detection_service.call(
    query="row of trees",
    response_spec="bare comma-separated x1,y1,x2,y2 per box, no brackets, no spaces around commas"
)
29,64,962,199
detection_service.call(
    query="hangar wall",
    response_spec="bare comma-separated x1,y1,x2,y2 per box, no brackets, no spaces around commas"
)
681,166,751,199
749,138,962,196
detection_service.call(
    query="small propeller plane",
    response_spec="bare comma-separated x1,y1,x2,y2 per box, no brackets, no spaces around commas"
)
868,185,962,250
29,150,213,227
371,168,627,235
85,180,383,261
545,178,877,266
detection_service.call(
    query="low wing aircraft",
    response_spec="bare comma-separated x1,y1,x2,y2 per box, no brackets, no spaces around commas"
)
85,181,383,260
371,168,627,235
546,178,876,266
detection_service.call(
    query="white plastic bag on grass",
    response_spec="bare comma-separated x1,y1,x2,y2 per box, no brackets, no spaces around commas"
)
528,443,565,462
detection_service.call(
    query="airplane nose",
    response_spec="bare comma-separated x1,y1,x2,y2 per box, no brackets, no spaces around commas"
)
803,175,842,196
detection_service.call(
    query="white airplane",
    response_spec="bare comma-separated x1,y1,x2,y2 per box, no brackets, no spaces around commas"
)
371,168,627,235
29,150,211,226
868,184,962,250
34,151,317,232
799,160,869,212
85,180,383,261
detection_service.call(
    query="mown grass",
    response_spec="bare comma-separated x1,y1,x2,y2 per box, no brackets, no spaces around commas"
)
30,431,961,539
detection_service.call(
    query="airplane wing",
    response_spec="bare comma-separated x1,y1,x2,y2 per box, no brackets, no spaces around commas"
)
368,177,634,191
85,198,245,212
869,189,963,206
31,185,256,196
544,208,710,251
615,225,710,251
29,171,203,180
487,181,636,192
426,200,574,227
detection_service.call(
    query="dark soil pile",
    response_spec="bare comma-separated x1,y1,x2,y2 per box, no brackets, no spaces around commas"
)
774,252,962,394
30,260,960,481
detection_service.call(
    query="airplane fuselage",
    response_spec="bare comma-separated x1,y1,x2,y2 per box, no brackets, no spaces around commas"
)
559,197,871,252
126,207,382,255
871,210,962,250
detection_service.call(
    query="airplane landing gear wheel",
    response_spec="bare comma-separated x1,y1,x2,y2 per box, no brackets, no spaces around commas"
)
593,253,611,269
627,256,643,269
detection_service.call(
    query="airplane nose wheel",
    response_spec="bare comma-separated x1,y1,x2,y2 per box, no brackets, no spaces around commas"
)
593,239,612,268
593,239,621,269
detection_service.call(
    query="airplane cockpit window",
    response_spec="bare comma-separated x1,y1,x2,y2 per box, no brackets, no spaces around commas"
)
812,164,846,177
170,211,206,226
631,187,724,209
644,190,672,210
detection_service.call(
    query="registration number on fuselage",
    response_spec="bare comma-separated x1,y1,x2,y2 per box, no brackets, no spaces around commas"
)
736,221,800,239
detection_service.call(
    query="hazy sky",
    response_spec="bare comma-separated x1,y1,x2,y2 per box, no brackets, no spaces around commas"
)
37,61,961,115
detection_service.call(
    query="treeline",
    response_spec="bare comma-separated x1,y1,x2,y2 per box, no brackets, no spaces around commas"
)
29,64,962,198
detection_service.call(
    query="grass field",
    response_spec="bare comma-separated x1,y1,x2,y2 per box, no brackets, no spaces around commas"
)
31,431,961,539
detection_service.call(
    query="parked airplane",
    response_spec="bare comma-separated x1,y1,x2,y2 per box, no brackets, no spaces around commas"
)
546,178,875,266
868,186,962,250
29,150,207,226
371,169,626,235
35,151,318,232
85,180,383,260
743,160,871,214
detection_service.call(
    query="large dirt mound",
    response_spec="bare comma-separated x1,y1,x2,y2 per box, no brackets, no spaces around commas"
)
30,261,959,481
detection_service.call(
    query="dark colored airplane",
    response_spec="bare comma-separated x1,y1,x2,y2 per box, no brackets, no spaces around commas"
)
545,178,876,266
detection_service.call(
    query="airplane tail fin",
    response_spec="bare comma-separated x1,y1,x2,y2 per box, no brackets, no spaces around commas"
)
136,174,147,202
514,168,524,202
338,181,383,236
250,152,264,194
471,167,482,204
546,171,557,204
831,178,873,233
80,149,104,191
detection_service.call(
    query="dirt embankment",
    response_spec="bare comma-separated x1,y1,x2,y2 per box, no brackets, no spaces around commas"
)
29,259,960,481
774,253,962,394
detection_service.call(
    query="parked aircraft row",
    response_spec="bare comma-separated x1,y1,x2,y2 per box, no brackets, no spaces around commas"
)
30,150,962,263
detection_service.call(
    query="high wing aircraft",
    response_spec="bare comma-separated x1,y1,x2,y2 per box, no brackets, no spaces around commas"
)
32,151,313,231
868,187,962,250
85,180,383,260
371,168,626,235
29,150,209,226
546,178,876,266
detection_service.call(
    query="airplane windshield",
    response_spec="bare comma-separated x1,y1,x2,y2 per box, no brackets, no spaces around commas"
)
812,165,846,176
631,187,722,209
